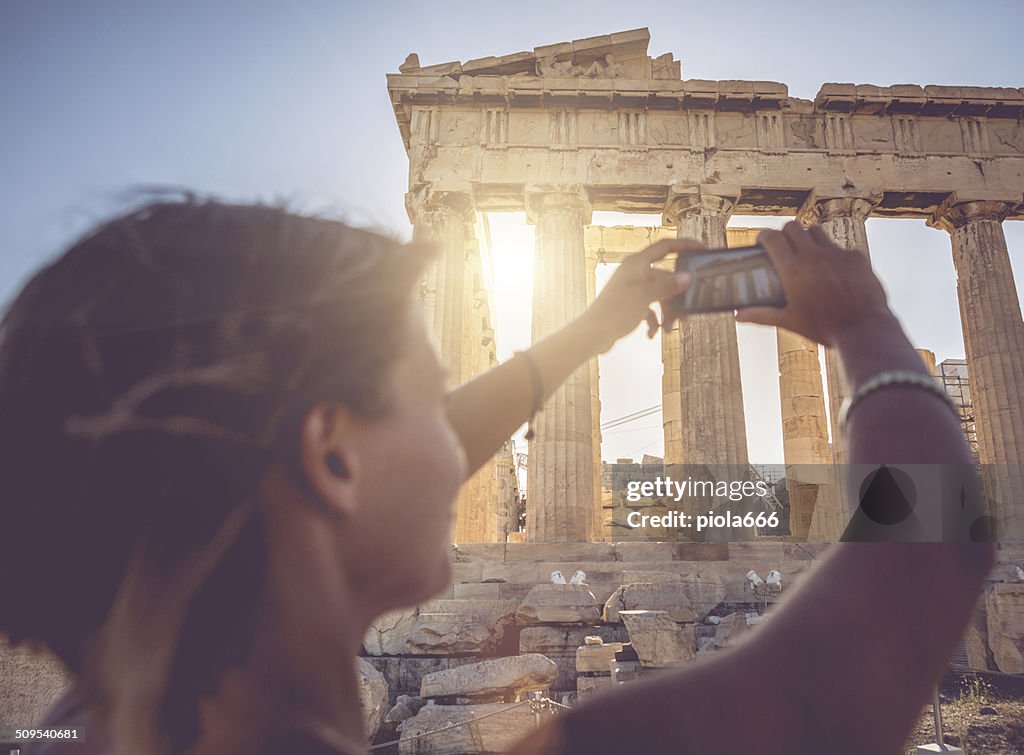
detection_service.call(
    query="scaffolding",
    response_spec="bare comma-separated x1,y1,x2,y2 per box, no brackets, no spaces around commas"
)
937,359,979,460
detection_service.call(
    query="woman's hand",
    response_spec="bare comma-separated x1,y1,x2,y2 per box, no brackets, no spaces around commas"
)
735,222,895,347
578,239,700,354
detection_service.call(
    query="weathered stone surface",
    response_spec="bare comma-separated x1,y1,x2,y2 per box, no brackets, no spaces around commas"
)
603,581,697,623
398,703,537,754
384,701,415,726
963,595,994,671
364,657,482,702
610,657,648,684
407,615,501,655
620,610,696,668
420,654,557,699
418,599,519,620
986,583,1024,673
452,543,506,562
713,612,751,649
356,657,388,741
453,582,502,599
364,601,516,656
519,626,627,654
516,584,600,624
577,674,612,699
613,542,678,561
605,573,724,620
575,642,623,673
0,643,70,728
520,625,627,691
503,542,615,562
450,563,483,583
364,607,419,656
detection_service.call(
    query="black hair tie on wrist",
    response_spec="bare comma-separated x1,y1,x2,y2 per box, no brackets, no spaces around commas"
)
515,350,544,441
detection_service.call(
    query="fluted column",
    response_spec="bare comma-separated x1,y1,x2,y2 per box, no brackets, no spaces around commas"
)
661,319,683,464
526,188,595,542
799,194,878,467
463,234,499,542
409,187,500,543
777,329,834,539
663,187,749,466
585,252,604,540
408,188,476,385
929,194,1024,541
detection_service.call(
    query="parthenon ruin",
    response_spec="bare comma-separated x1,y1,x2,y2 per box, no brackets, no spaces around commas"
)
387,27,1024,543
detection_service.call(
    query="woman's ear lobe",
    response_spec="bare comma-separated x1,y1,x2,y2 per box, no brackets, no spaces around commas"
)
299,404,358,518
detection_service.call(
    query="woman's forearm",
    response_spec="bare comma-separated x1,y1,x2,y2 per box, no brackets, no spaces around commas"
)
785,311,995,751
445,316,602,477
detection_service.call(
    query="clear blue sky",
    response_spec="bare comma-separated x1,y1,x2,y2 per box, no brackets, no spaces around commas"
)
2,0,1022,462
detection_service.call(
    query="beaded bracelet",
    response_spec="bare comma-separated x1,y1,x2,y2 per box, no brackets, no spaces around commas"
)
515,350,545,440
839,369,960,428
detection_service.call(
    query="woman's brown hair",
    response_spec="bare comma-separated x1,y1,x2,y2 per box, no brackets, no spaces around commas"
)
0,198,431,752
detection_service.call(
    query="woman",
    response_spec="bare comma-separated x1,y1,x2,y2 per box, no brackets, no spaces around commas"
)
0,200,991,754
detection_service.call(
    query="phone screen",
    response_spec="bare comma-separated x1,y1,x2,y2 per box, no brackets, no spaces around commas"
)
671,244,786,314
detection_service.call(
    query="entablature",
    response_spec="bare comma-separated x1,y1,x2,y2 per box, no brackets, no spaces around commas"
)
419,143,1024,219
392,28,1024,221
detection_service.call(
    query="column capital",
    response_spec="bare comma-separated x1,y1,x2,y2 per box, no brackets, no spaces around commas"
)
405,183,476,224
662,184,740,226
797,189,882,225
524,185,592,225
927,191,1023,232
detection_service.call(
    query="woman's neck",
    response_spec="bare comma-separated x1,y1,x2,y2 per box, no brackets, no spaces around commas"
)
190,476,376,753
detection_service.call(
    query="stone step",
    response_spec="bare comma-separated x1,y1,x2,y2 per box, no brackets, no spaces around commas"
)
398,702,536,754
419,653,557,699
449,557,819,605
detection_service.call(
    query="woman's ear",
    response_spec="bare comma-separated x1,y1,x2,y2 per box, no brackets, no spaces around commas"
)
299,403,359,519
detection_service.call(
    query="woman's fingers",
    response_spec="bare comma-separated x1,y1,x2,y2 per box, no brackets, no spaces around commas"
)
634,237,707,265
757,229,798,273
782,220,817,254
645,308,659,338
808,224,834,247
735,305,789,328
646,268,693,301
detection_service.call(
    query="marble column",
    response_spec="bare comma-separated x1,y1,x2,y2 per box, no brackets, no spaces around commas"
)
408,189,476,385
929,194,1024,541
663,188,749,467
798,194,878,467
526,188,596,542
661,322,683,464
585,252,604,540
409,188,498,543
777,329,833,539
463,235,498,542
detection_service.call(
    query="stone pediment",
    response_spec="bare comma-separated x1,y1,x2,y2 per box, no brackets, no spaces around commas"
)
398,27,681,81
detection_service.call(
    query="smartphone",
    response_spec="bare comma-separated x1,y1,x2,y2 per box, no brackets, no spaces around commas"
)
668,244,786,315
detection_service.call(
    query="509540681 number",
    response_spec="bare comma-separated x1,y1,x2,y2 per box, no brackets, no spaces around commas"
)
3,727,82,742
